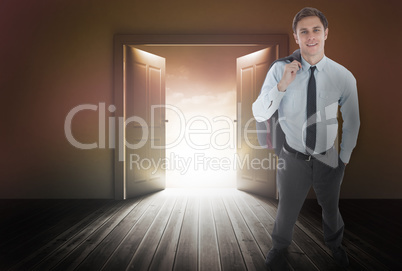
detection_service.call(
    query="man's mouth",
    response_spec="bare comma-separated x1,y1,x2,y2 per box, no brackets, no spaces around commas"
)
307,43,318,47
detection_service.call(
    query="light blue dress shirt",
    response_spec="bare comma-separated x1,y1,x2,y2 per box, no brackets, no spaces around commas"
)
252,55,360,163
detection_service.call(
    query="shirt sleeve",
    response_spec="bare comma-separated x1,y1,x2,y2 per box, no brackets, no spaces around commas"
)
252,62,286,122
339,70,360,163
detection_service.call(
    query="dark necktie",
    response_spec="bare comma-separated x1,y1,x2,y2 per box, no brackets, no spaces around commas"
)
306,66,317,154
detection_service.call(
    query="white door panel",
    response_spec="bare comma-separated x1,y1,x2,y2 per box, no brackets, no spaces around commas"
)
125,47,166,198
236,47,278,198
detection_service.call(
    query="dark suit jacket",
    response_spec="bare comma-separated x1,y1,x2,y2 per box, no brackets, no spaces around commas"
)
256,49,302,155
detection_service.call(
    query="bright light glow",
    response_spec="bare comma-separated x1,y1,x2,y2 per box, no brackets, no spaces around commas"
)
165,88,237,188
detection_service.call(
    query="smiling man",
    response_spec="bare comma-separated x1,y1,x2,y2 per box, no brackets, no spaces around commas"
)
253,7,360,270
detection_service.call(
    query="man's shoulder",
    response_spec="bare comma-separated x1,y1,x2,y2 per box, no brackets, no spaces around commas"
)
325,56,354,77
325,56,357,89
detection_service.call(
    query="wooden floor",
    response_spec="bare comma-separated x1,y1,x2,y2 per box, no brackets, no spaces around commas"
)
0,189,400,271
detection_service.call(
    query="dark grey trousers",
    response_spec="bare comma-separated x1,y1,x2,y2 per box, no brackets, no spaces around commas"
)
272,145,346,250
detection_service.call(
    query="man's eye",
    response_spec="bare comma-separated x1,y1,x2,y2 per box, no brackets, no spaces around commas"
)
301,31,307,34
314,29,320,32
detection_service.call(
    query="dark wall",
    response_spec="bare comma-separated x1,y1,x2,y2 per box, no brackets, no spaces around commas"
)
1,0,401,198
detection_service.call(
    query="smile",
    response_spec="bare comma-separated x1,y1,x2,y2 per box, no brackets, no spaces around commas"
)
307,43,318,47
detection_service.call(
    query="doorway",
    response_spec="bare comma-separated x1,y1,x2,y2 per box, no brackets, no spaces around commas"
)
113,35,288,199
134,45,272,189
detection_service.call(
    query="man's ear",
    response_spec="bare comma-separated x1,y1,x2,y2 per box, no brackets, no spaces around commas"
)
324,28,329,40
293,32,299,44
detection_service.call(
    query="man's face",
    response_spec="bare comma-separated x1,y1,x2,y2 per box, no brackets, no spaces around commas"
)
293,16,328,60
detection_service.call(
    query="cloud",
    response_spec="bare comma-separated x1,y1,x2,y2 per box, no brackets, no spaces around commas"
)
167,87,236,118
182,90,235,107
169,91,185,100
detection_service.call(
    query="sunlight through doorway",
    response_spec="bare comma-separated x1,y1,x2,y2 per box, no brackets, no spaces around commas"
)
134,45,268,188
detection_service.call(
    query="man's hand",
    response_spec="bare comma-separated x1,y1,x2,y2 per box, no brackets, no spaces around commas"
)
277,60,302,92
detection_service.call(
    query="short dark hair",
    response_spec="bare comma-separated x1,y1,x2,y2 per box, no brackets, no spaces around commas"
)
292,7,328,33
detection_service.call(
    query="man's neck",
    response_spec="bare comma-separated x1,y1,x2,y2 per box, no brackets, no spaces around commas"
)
301,52,325,66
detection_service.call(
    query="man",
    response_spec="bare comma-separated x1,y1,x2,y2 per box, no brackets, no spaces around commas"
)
252,7,360,270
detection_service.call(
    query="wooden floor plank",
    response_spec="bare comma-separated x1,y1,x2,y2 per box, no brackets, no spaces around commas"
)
198,192,221,271
144,195,188,270
148,195,188,271
222,192,266,271
29,199,136,271
72,192,166,271
173,193,199,271
118,193,179,271
232,190,272,255
211,191,246,271
53,197,147,271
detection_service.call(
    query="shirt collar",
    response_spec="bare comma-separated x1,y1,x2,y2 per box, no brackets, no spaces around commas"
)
301,55,327,72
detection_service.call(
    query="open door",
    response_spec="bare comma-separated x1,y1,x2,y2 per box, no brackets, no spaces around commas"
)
236,47,279,198
114,35,288,200
124,46,166,198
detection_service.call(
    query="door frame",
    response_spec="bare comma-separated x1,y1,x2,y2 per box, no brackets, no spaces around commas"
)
113,34,289,200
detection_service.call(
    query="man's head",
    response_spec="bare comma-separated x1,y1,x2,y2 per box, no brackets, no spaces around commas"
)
292,7,328,33
292,7,329,64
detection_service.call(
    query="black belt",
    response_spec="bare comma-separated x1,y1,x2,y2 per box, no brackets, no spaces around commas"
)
283,141,327,161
